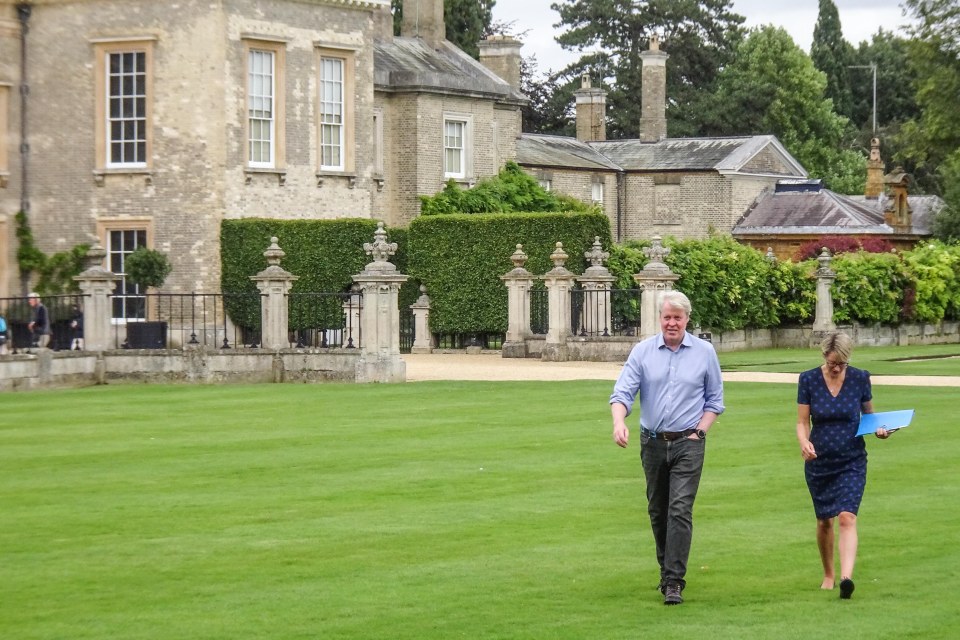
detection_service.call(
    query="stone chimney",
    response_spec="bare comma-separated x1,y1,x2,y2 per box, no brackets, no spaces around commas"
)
478,35,523,91
865,137,884,198
401,0,445,48
574,74,607,142
639,35,668,143
883,167,912,231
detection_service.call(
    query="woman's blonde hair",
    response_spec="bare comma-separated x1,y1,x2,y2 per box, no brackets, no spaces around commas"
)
819,331,853,363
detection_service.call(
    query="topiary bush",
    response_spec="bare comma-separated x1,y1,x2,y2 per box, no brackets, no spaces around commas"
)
125,247,172,290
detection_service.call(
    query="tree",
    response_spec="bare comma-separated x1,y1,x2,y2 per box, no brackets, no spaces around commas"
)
811,0,855,120
704,26,865,193
520,56,576,135
849,30,919,131
550,0,745,139
932,151,960,242
391,0,495,59
894,0,960,196
125,247,172,291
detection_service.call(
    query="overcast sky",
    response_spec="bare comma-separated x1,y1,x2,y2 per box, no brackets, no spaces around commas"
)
494,0,911,73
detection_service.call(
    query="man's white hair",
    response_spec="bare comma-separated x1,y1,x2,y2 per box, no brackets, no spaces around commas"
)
660,291,692,315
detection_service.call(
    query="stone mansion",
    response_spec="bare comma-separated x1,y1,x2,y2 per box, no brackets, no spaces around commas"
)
0,0,525,297
2,0,874,301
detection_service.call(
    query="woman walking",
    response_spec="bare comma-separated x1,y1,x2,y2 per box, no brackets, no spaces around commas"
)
796,331,891,599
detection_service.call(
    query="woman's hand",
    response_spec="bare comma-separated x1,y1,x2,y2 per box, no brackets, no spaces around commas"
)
800,439,817,461
875,427,893,439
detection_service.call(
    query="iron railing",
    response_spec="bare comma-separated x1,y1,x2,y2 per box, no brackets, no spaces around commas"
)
110,292,263,349
570,288,642,337
287,292,361,349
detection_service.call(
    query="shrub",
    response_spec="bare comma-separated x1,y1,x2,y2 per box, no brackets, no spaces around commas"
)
665,235,780,331
220,219,382,329
794,235,893,261
124,247,172,290
407,211,611,333
901,241,960,322
419,162,591,215
832,251,910,324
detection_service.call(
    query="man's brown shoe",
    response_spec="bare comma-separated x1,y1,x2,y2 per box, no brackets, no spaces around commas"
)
663,583,683,605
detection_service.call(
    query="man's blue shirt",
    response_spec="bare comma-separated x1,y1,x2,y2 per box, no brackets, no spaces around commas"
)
609,331,725,433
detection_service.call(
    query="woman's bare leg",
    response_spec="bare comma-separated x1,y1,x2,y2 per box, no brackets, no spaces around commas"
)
838,511,858,580
816,517,836,589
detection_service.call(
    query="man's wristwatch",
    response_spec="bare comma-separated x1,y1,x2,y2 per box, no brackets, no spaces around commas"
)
695,429,706,440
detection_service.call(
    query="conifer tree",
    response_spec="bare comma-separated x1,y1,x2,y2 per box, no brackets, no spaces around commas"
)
550,0,745,139
810,0,855,120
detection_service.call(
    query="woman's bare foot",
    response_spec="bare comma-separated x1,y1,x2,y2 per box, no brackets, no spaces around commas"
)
820,577,835,590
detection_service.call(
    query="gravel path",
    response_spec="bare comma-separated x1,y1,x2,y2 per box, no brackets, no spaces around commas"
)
403,353,960,387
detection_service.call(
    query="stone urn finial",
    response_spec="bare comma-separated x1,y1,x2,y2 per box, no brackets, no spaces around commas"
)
363,222,397,267
509,244,528,269
642,235,671,272
263,236,285,266
816,247,835,277
83,242,108,270
584,236,609,268
550,242,568,269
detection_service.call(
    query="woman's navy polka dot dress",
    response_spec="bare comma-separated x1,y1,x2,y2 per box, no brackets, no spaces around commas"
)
798,366,872,519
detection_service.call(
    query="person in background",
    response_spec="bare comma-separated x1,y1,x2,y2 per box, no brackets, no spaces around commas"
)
796,331,892,600
69,303,84,350
610,290,725,606
0,311,8,355
27,292,51,349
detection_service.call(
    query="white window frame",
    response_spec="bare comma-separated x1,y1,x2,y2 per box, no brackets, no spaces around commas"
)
592,181,604,204
107,227,148,322
443,112,473,180
93,38,154,173
539,179,552,192
320,56,345,171
247,49,276,168
105,50,148,168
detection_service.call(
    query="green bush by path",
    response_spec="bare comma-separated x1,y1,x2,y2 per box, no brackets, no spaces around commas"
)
1,381,957,639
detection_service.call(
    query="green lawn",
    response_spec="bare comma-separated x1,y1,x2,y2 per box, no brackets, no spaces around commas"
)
1,381,956,639
719,342,960,376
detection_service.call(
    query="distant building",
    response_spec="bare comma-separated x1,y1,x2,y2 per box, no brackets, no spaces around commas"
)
733,139,943,260
516,37,808,242
0,0,525,299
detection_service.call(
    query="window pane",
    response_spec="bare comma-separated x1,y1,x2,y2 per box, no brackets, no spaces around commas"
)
319,57,344,170
107,51,147,166
247,49,275,166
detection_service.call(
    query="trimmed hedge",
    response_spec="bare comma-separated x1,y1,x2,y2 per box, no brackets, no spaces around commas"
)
220,218,383,329
220,218,960,335
407,211,612,333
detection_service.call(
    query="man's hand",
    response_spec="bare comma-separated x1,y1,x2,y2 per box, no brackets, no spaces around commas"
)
613,423,629,448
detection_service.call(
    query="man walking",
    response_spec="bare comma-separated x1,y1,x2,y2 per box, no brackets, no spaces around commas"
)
27,292,51,349
610,291,724,605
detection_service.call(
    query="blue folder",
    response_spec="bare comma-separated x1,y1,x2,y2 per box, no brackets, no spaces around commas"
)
857,410,915,437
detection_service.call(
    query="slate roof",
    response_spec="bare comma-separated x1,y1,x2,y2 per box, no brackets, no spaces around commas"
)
515,133,806,175
517,134,622,171
847,194,943,236
374,37,526,103
732,181,940,237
